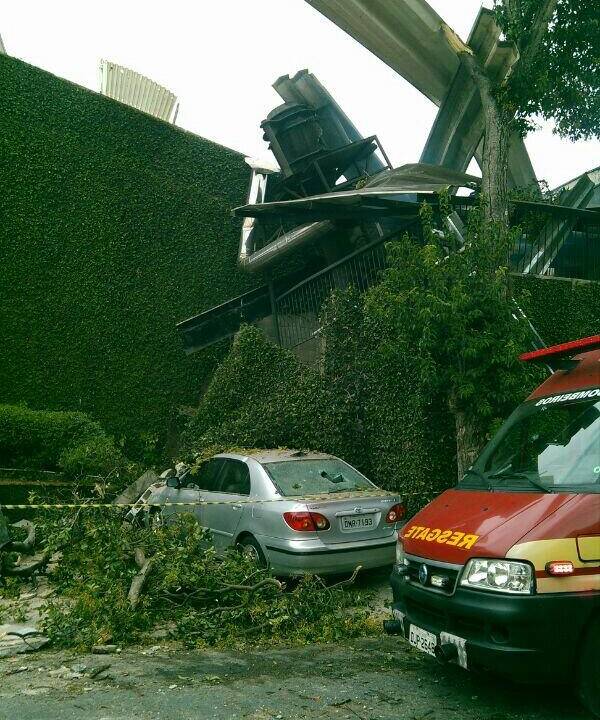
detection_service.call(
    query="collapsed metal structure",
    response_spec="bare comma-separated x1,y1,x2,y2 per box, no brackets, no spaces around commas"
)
178,2,599,358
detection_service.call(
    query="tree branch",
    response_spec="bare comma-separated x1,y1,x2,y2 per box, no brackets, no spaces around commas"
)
327,565,362,590
510,0,558,85
9,520,36,554
503,0,523,41
128,548,153,608
4,550,51,577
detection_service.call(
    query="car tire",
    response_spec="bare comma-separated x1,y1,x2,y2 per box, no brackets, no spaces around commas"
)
237,535,267,568
577,616,600,718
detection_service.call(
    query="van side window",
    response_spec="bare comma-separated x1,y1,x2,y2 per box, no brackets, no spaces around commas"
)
192,458,225,492
217,460,251,496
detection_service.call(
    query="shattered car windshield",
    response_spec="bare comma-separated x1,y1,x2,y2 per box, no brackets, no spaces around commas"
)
460,394,600,493
264,459,374,497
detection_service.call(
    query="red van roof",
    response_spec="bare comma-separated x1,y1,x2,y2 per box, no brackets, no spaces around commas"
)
528,348,600,400
520,335,600,363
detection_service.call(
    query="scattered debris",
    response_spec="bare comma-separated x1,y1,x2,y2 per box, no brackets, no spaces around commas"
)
91,644,118,654
0,624,49,657
4,665,29,675
89,663,111,679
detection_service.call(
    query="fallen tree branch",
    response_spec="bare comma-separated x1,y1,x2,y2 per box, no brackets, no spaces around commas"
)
162,577,284,606
327,565,362,590
211,578,283,594
5,630,47,649
9,520,36,554
3,550,51,577
128,548,153,608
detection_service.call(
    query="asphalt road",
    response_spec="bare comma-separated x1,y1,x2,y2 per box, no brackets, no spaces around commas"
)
0,635,591,720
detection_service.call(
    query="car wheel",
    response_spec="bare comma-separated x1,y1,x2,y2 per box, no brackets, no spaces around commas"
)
237,536,267,568
577,616,600,718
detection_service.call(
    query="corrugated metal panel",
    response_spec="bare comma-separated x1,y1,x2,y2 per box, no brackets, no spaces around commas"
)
99,60,179,123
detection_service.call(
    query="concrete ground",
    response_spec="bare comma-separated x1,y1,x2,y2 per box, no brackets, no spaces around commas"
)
0,568,591,720
1,636,590,720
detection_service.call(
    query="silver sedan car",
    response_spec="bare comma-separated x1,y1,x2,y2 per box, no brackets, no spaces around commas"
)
140,450,404,576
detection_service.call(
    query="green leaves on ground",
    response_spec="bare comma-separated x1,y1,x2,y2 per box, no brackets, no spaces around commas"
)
38,510,372,650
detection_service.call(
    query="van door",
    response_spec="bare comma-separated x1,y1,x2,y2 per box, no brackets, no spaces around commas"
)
201,459,251,551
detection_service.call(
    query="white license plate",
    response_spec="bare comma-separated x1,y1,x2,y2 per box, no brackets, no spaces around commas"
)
340,515,374,531
408,624,437,657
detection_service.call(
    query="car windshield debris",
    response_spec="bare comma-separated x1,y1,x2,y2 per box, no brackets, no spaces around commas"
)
264,459,373,497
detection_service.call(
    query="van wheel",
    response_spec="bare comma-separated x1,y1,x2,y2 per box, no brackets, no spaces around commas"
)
237,536,267,568
577,616,600,717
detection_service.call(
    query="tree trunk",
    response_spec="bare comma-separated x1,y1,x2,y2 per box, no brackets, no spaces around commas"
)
454,407,481,481
458,50,511,226
480,102,511,226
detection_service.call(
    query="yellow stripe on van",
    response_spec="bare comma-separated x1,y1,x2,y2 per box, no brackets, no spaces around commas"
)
577,536,600,562
507,538,600,594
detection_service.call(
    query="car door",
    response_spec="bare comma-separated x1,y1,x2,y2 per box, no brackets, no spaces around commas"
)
201,458,251,552
162,459,224,525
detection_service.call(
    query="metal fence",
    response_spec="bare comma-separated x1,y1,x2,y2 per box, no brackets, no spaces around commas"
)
274,203,599,351
275,234,391,349
510,205,600,280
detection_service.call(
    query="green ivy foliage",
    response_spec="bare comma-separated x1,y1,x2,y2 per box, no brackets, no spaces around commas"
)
0,55,254,454
182,326,334,453
0,404,128,479
182,319,453,513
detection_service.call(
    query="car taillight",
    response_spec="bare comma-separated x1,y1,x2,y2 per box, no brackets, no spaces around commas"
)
283,511,330,532
385,504,405,524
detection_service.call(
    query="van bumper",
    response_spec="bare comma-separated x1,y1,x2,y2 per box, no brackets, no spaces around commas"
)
390,568,599,682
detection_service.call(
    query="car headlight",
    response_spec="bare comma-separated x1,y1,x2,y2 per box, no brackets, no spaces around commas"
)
460,558,534,594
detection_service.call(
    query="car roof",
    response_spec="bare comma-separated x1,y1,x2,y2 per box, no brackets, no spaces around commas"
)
214,449,336,464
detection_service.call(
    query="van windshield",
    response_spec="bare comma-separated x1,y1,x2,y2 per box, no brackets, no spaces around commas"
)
460,393,600,493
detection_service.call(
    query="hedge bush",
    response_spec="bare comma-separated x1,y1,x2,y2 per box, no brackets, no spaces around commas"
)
0,54,254,454
183,318,454,513
514,275,600,345
0,404,127,478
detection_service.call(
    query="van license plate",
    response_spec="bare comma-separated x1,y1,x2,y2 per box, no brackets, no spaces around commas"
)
409,625,437,657
341,515,374,531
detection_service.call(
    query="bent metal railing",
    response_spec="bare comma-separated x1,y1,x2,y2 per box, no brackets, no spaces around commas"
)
274,202,600,351
275,232,394,350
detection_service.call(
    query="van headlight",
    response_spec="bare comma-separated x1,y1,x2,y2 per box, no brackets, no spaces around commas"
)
394,540,409,574
460,558,534,594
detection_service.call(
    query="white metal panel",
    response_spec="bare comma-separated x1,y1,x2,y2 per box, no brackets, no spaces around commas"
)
99,60,179,123
306,0,459,105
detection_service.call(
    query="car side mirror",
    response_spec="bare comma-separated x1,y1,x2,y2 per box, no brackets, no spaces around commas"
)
166,476,181,489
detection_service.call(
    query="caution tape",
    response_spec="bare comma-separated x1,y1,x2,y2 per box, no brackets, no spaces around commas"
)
0,490,429,511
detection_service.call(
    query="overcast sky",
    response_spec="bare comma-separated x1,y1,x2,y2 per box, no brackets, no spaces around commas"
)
1,0,597,188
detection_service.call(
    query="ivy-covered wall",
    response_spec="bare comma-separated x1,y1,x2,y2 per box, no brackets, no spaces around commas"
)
0,55,253,453
514,275,600,345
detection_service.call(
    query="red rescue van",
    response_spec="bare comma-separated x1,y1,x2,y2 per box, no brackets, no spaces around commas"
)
386,335,600,716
